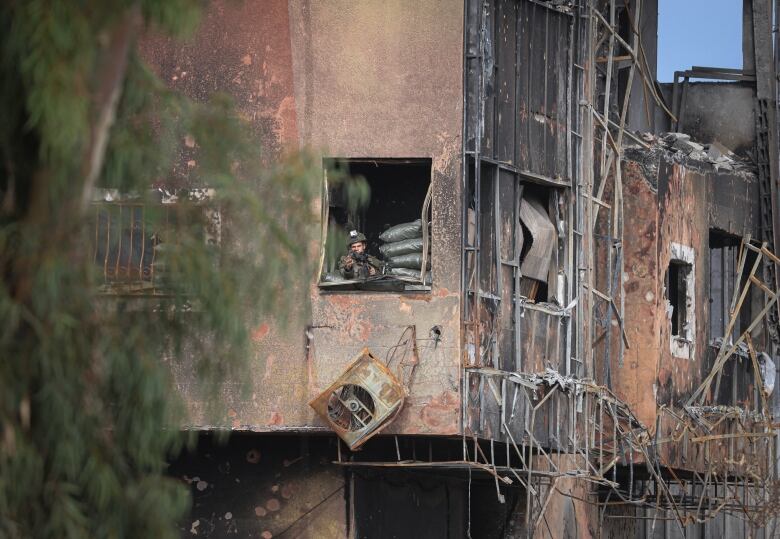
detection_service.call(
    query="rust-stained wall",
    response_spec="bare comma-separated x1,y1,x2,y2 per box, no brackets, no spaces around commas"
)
143,0,465,435
655,160,766,473
140,0,299,157
614,157,661,429
616,152,760,421
615,151,764,473
289,0,464,435
654,160,710,407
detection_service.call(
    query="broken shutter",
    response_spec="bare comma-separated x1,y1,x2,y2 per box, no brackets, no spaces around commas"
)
519,196,557,285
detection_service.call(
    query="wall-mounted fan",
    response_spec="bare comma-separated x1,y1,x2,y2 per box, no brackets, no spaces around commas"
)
310,348,405,450
327,384,377,431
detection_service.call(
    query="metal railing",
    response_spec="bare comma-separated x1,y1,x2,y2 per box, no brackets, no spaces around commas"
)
90,190,219,295
92,202,164,294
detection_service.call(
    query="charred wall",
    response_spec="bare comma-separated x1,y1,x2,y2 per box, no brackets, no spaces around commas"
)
288,0,465,435
170,434,346,538
142,0,466,435
467,0,572,180
462,0,578,450
170,434,528,539
614,149,766,473
658,82,757,156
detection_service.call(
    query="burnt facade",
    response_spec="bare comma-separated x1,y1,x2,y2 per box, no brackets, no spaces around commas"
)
140,0,780,537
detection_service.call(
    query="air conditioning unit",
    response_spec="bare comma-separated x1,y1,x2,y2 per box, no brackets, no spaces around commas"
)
309,348,405,450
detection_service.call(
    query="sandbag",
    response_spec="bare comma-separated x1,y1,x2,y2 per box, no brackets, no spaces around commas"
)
379,219,422,243
388,267,430,284
379,237,424,258
387,252,431,270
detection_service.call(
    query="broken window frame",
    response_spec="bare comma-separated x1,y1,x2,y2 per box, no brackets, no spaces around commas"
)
518,188,560,303
462,0,576,374
666,242,696,359
317,159,433,292
464,154,570,371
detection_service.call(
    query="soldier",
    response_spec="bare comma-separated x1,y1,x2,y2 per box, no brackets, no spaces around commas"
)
338,230,384,279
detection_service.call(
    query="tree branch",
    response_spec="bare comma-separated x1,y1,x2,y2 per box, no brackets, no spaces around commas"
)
78,4,142,215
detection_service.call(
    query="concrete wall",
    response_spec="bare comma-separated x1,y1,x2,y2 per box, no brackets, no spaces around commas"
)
290,0,464,435
658,82,756,156
615,150,764,473
142,0,466,435
140,0,300,158
613,156,662,429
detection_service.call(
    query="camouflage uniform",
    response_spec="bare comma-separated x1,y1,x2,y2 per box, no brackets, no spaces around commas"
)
338,253,384,279
339,230,384,279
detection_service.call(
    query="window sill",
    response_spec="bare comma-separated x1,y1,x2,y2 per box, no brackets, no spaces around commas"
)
318,275,431,293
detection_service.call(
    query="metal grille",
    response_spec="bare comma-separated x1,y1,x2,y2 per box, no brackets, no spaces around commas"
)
92,203,163,293
91,197,220,295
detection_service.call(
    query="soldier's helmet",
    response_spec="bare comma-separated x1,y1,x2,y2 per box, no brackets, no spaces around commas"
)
346,229,367,247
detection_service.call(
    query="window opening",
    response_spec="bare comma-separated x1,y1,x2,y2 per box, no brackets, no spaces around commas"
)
665,242,695,359
518,185,558,303
708,229,757,337
320,158,432,292
667,260,690,337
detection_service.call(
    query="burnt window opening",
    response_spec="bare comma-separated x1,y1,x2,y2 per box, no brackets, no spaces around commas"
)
465,160,500,297
465,159,561,305
666,260,690,337
518,184,558,303
463,154,568,371
665,242,696,359
708,229,756,341
320,158,432,292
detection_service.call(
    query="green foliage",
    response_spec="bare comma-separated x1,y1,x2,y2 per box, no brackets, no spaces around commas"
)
0,1,353,537
322,160,371,274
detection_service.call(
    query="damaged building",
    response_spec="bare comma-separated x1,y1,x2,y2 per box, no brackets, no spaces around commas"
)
123,0,780,537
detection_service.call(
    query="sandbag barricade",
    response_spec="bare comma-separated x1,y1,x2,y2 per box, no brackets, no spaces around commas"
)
378,219,430,281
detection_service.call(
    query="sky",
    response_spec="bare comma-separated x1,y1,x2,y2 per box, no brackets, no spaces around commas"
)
657,0,744,82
